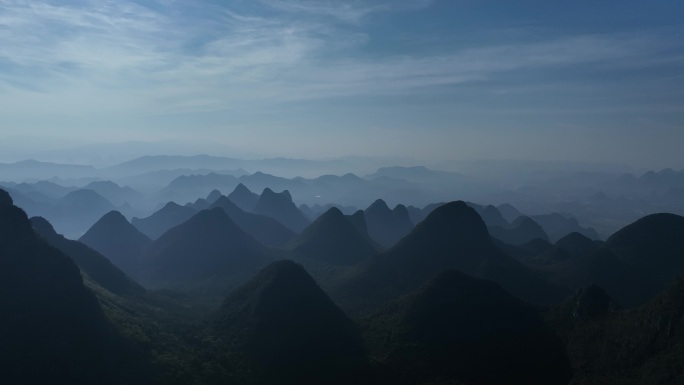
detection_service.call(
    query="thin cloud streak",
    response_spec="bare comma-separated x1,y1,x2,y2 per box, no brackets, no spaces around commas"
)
0,0,680,117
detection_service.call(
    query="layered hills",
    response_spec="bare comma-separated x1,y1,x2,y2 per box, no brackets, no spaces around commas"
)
31,216,144,297
210,195,295,247
132,201,197,239
137,207,269,293
288,207,378,266
332,201,566,312
253,188,310,232
80,210,152,276
364,199,414,248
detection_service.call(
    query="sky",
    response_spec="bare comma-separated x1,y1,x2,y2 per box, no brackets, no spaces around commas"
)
0,0,683,167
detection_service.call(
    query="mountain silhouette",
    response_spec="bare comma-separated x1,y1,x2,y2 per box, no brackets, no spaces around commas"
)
138,207,268,293
211,260,366,384
553,232,601,258
157,172,239,205
497,203,524,223
364,199,414,248
61,188,115,212
467,202,509,227
31,216,144,296
348,209,370,238
545,213,684,307
54,188,117,236
605,213,684,283
555,212,684,306
530,213,600,242
189,197,210,210
83,180,144,207
548,248,654,307
299,203,316,220
288,207,378,266
80,210,152,277
206,189,223,204
228,183,260,211
548,278,684,384
210,195,296,247
364,269,570,385
489,215,550,246
131,201,197,239
253,188,310,232
334,201,565,312
0,189,137,384
552,284,620,322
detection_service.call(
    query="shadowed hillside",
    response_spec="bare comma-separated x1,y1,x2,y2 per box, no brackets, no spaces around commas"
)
253,188,310,232
0,189,145,385
364,269,571,385
80,210,152,277
132,201,197,239
288,207,378,266
138,207,269,293
210,260,367,384
332,201,566,313
31,216,145,297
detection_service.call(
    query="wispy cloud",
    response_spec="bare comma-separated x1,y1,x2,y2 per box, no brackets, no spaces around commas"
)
0,0,681,119
259,0,433,23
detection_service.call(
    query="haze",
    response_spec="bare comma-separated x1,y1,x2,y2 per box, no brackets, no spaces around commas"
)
1,0,683,168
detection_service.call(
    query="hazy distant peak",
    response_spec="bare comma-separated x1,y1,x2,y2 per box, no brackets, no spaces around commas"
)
392,204,411,220
206,189,223,203
349,209,368,236
212,194,235,206
233,183,252,193
320,206,344,218
367,198,390,213
511,216,536,226
260,187,292,202
85,180,119,188
99,210,128,223
162,201,183,209
62,188,106,201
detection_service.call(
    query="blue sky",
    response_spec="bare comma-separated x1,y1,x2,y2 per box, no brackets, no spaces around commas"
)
0,0,683,166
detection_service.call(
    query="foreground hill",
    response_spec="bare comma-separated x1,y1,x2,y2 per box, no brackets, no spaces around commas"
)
548,279,684,384
31,216,144,297
332,201,566,313
0,189,142,384
137,208,269,293
541,213,684,307
210,260,367,384
364,269,571,385
80,210,152,277
605,213,684,287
